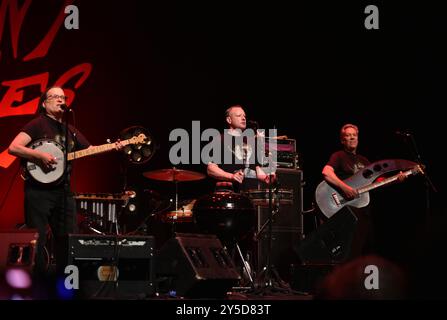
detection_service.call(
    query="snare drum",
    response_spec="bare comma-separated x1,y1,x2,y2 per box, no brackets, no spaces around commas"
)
243,189,293,207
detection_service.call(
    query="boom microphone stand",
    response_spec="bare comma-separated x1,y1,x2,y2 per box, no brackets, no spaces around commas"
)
253,174,291,295
56,106,75,275
401,131,437,220
62,108,70,235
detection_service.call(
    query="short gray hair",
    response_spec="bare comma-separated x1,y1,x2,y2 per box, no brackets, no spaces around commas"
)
340,123,359,138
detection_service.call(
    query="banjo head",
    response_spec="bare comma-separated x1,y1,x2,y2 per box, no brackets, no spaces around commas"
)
27,139,65,184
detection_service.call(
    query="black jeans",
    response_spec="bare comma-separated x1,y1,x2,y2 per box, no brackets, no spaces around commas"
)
24,185,77,274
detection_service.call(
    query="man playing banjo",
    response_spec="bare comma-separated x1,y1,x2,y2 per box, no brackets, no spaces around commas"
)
8,87,123,287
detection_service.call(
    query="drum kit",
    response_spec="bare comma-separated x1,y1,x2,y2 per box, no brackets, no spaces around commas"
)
82,168,289,250
71,125,298,292
77,165,294,289
140,167,293,242
77,167,293,247
141,167,294,289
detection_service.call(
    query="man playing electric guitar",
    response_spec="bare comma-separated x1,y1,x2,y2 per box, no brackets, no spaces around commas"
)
320,124,406,259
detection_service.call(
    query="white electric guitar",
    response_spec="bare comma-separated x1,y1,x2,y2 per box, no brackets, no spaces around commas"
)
25,134,147,184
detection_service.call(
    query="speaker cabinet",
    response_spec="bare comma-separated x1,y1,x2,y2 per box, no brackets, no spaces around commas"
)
296,209,360,264
155,233,241,298
254,168,303,280
0,229,38,274
66,234,155,299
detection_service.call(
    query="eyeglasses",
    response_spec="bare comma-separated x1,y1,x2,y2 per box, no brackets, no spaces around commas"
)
46,94,68,101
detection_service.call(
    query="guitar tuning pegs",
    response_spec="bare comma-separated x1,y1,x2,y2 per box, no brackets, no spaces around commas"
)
106,138,111,143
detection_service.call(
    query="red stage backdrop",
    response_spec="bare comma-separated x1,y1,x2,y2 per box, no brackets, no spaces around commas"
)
0,0,125,227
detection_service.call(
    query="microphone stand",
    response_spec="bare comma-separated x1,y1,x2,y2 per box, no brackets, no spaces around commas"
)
63,109,71,235
405,133,437,220
254,174,291,295
57,108,73,275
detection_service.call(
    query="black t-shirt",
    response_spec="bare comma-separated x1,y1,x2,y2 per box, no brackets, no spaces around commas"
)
21,114,91,186
326,150,370,181
212,131,261,192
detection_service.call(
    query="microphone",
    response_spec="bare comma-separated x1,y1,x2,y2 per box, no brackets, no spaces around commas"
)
395,131,411,137
247,120,259,131
60,104,71,112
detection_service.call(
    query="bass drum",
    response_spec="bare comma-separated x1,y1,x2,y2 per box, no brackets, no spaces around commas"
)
193,191,255,243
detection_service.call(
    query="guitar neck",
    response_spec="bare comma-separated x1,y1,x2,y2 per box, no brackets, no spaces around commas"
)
68,139,130,161
357,169,413,194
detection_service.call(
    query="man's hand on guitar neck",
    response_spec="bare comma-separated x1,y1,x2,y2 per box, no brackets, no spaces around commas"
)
88,139,124,153
114,139,124,151
397,171,407,182
376,171,407,184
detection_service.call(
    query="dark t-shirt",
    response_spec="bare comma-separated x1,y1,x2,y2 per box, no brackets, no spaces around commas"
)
326,150,370,181
213,131,260,192
21,114,90,187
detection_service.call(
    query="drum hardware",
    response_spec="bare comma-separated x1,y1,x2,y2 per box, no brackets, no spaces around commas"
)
143,167,205,234
161,199,196,223
142,167,206,182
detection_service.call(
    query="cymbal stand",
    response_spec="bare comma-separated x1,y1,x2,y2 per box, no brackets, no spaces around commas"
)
171,176,179,235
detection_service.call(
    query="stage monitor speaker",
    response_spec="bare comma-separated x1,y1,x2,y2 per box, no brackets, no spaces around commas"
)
155,233,241,298
295,209,359,264
0,229,38,274
255,168,303,280
65,234,155,299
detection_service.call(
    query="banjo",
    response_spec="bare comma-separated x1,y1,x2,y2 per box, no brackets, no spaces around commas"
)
25,133,147,184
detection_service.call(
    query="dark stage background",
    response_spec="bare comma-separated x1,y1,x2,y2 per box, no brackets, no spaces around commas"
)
1,1,445,267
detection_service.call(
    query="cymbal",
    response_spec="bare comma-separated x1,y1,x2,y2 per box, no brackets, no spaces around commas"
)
143,168,205,182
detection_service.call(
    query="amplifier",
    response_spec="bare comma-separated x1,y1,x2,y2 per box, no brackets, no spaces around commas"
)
251,168,304,281
65,234,155,299
265,138,299,169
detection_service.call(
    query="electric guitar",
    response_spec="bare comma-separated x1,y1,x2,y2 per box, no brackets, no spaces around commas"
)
315,165,424,219
25,134,147,184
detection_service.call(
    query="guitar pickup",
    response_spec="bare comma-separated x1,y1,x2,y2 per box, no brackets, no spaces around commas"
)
331,192,341,206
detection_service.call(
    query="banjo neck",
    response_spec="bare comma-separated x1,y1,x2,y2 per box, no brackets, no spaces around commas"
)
67,138,132,161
